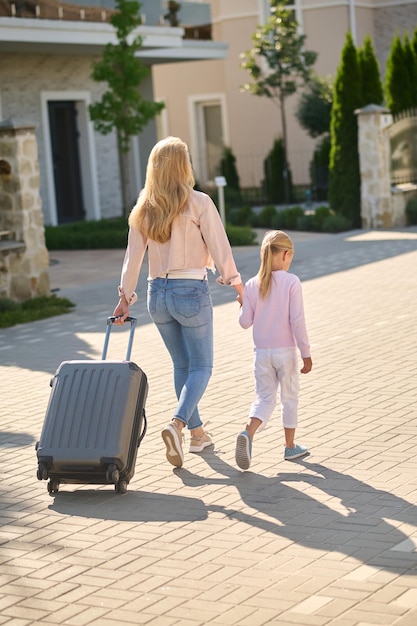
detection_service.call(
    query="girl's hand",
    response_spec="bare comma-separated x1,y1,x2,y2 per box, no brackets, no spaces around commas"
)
234,283,244,306
301,357,312,374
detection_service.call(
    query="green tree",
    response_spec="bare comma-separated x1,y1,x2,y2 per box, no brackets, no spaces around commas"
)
295,74,333,138
263,137,294,204
412,26,417,59
89,0,164,214
310,135,331,201
358,35,384,106
329,32,362,227
296,74,332,201
403,33,417,107
220,147,241,194
385,34,413,114
240,0,317,203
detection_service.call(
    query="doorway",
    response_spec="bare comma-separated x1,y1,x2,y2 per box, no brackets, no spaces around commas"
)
48,100,85,223
193,98,227,185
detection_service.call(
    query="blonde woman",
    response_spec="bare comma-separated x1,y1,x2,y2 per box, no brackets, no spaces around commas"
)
235,230,312,471
113,137,243,468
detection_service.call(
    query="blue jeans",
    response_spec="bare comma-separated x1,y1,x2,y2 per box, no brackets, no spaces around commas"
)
147,277,213,430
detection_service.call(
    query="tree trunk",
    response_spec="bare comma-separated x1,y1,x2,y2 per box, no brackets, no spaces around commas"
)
280,93,290,204
117,131,131,218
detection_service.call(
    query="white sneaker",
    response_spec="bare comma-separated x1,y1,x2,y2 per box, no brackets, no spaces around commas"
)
161,422,184,467
189,431,213,453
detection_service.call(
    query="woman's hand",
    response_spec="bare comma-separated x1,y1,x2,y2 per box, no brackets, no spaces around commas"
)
112,296,130,325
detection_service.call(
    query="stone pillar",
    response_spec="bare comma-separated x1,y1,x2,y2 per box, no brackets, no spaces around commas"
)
356,104,395,228
0,119,50,301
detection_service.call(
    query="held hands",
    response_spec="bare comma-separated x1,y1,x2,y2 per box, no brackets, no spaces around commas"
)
112,296,130,325
235,283,244,306
300,357,312,374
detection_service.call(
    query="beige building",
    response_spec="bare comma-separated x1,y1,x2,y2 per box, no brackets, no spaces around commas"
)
0,0,226,225
152,0,417,196
1,0,416,224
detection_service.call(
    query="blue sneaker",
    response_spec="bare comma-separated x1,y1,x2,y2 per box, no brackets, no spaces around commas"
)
235,431,252,470
284,444,309,461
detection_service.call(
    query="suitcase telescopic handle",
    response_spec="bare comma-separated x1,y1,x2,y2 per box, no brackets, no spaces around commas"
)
102,316,137,361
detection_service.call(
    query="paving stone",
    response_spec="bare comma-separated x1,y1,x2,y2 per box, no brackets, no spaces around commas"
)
1,229,417,625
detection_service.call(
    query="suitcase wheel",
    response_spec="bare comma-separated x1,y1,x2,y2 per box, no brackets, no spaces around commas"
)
106,465,119,484
115,480,128,495
47,480,60,495
37,463,48,481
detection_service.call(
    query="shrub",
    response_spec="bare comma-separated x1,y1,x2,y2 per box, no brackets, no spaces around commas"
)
313,205,332,230
45,218,128,250
256,205,277,228
272,206,305,230
405,197,417,225
322,214,352,233
296,215,315,231
0,295,75,329
0,297,20,313
226,225,258,246
227,205,254,226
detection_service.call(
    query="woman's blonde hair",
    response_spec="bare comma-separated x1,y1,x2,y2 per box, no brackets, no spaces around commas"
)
258,230,294,299
129,136,195,243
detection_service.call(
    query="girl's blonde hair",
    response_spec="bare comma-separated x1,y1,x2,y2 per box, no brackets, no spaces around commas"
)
129,136,195,243
258,230,294,299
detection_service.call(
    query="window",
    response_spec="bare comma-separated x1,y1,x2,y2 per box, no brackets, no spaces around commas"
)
260,0,302,28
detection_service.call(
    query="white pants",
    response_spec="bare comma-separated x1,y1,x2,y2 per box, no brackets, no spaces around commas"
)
249,348,299,430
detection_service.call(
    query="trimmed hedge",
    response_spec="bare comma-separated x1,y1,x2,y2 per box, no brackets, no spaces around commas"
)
0,295,75,329
45,218,128,250
45,217,257,249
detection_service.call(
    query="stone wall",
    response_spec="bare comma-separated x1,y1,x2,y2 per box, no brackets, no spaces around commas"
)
0,119,50,301
357,104,417,229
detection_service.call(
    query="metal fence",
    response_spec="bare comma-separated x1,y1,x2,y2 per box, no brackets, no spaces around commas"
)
389,108,417,185
2,0,212,29
195,147,318,206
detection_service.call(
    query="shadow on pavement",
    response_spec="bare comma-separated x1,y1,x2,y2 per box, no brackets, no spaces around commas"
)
0,432,36,447
170,452,417,575
48,490,208,522
44,447,417,575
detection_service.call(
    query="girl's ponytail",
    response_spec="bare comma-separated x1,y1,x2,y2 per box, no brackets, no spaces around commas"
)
257,230,294,299
258,239,273,299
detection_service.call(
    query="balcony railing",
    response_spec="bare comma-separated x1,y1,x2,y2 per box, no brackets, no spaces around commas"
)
0,0,212,38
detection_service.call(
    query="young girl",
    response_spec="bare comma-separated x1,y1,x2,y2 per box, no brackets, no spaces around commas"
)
235,230,312,470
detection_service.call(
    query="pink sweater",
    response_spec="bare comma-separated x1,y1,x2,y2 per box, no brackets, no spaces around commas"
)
119,190,241,304
239,270,311,358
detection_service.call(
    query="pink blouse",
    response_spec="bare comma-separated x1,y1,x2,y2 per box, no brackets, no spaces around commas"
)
119,189,241,304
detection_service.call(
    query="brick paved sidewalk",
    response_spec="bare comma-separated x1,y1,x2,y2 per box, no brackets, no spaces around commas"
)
1,228,417,626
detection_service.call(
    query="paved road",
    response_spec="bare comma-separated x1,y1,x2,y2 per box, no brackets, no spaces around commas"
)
1,227,417,625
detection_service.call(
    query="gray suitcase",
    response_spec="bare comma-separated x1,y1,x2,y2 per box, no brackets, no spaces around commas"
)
36,316,147,495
